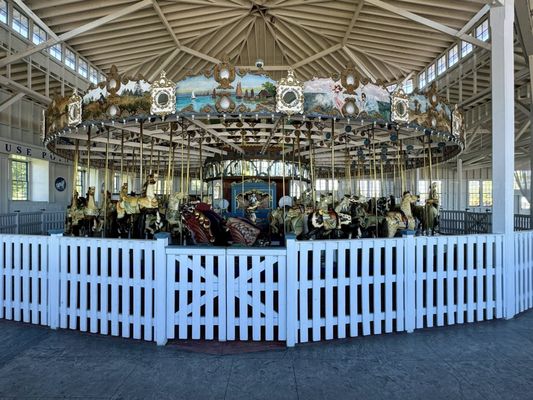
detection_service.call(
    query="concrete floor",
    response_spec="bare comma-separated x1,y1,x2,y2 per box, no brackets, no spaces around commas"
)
1,313,533,400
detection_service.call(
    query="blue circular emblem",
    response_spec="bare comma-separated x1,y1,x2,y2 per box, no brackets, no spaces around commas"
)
55,177,66,192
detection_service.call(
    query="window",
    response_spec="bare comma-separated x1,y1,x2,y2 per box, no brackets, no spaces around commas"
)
11,159,29,201
76,169,86,196
437,56,446,75
113,173,120,194
315,179,338,192
387,84,397,93
419,72,426,89
448,45,459,67
32,24,47,45
482,180,492,207
78,59,88,78
404,79,413,94
417,180,442,204
461,40,473,57
189,179,206,194
358,180,380,198
65,48,76,70
468,180,480,207
89,67,98,84
12,8,29,38
521,196,530,210
427,64,436,83
475,20,489,42
0,0,7,24
49,43,62,61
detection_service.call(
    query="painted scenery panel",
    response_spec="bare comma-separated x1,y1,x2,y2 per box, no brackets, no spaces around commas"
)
176,72,276,112
303,78,391,120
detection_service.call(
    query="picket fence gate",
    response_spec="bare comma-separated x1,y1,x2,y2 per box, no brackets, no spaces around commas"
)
0,231,530,347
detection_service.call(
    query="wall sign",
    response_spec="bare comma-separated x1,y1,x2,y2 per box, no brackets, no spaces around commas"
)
54,177,66,192
0,139,69,164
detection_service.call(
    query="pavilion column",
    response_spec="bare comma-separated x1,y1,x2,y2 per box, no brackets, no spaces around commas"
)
456,158,463,210
490,0,515,319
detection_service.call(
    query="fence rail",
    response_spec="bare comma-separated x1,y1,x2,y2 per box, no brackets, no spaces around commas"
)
0,231,531,347
440,210,533,234
0,211,65,235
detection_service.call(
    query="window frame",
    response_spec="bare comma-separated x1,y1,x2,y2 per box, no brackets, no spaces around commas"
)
468,180,481,207
427,64,436,83
448,45,459,68
419,71,426,89
64,48,76,70
49,43,62,61
32,23,47,45
461,40,473,58
10,158,29,201
11,7,29,38
437,55,446,76
475,20,489,42
0,0,7,24
482,180,492,207
78,59,88,78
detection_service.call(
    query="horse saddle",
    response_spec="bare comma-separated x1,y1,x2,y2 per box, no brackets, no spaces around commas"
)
226,217,261,246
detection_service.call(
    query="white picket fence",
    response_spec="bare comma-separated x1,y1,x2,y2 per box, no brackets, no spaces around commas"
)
0,231,530,347
0,211,65,235
515,231,533,313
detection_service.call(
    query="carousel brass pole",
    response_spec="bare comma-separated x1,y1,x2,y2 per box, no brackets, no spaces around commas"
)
427,134,434,183
186,129,191,200
399,140,405,195
73,139,79,199
86,128,91,193
199,130,203,201
297,132,302,200
157,150,161,179
120,130,124,187
132,148,136,192
139,120,144,188
241,130,245,210
150,136,155,175
307,125,316,207
103,128,110,237
331,119,335,203
282,118,286,222
180,122,185,196
372,129,378,236
166,123,173,195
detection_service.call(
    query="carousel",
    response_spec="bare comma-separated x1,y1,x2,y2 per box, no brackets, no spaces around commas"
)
43,57,465,246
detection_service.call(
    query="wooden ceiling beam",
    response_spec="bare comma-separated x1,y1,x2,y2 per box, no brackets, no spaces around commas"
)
0,0,153,68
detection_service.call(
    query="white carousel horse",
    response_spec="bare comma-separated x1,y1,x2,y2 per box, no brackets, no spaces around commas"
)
383,192,418,238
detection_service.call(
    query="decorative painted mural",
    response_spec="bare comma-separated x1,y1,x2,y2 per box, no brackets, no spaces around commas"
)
175,72,277,113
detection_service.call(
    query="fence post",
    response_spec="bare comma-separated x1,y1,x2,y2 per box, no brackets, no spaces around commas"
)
48,232,63,330
286,234,298,347
404,234,416,333
41,211,45,235
154,234,169,346
14,212,19,234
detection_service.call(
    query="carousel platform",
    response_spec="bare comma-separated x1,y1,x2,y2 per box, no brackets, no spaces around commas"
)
0,313,533,399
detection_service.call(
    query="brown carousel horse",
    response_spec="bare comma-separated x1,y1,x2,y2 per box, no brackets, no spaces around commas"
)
383,192,418,237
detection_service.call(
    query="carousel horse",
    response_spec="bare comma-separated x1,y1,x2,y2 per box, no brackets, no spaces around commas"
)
269,206,307,238
80,186,103,236
181,202,229,246
226,217,262,246
306,193,344,240
65,190,86,236
335,195,366,239
383,192,418,238
166,192,186,242
412,183,440,235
